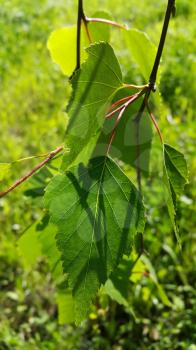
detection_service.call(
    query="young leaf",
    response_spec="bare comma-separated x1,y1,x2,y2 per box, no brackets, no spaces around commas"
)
163,144,188,243
47,11,112,77
45,156,145,324
123,28,162,108
61,42,123,171
88,11,113,42
124,29,158,82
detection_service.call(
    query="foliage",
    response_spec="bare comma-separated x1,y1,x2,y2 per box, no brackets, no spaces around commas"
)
0,0,195,349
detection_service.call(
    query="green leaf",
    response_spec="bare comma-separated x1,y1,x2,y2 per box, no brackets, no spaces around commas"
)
163,144,188,243
164,144,188,196
88,11,112,43
103,279,129,308
18,216,75,324
47,11,112,77
45,156,145,324
18,216,62,279
141,255,172,307
61,42,123,170
18,221,43,267
124,29,158,82
123,29,162,109
103,254,135,308
56,290,75,325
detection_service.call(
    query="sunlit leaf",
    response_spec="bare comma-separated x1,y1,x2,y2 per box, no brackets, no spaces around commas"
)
124,29,159,82
61,42,123,170
45,156,145,324
47,11,112,76
163,144,188,244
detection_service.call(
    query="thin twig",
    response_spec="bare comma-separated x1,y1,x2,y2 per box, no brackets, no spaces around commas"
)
106,89,147,154
124,83,148,90
135,0,175,190
106,89,147,119
76,0,85,71
149,0,175,89
134,95,149,193
85,16,127,30
146,103,163,144
107,106,126,155
0,146,63,198
107,95,135,114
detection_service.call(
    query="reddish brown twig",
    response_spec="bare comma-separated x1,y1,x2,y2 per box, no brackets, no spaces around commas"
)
146,103,163,143
106,89,147,120
107,95,136,115
0,146,64,198
107,105,126,155
125,83,148,90
85,17,127,30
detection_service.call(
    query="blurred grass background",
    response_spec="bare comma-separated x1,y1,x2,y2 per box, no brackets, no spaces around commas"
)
0,0,195,349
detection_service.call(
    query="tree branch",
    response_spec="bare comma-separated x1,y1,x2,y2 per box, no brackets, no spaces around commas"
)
0,146,63,198
135,0,175,190
76,0,85,71
149,0,175,90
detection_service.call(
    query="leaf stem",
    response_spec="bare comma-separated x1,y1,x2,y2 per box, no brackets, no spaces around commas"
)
106,89,147,154
106,89,147,119
134,94,149,193
0,146,63,198
85,17,127,30
146,103,163,144
125,83,148,90
134,0,175,190
107,105,126,155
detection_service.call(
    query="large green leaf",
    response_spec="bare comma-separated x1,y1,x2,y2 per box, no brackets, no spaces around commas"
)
45,156,145,324
163,144,188,243
47,11,112,77
61,42,123,171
